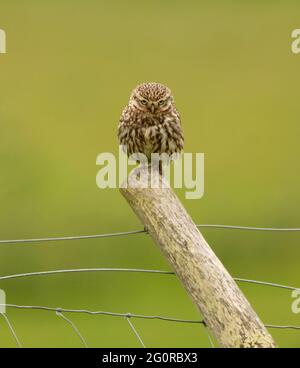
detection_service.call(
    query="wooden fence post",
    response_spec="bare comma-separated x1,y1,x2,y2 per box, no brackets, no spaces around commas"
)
120,167,276,348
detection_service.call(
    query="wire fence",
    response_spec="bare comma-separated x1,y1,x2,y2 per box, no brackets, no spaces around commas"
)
1,224,300,245
0,224,299,348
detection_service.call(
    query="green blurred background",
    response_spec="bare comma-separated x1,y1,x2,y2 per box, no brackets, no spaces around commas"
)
0,0,300,347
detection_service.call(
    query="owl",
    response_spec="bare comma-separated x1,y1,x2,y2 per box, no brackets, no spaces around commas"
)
118,82,184,173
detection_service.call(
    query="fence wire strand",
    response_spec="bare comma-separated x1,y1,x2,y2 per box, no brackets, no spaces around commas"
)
0,304,204,324
0,223,299,347
196,224,300,232
1,304,299,332
56,310,88,348
202,324,215,348
265,324,300,331
126,317,146,348
0,268,174,281
0,268,298,293
0,224,300,245
233,278,299,292
0,230,145,245
1,313,22,348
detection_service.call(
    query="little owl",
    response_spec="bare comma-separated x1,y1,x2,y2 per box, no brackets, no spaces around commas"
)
118,82,184,173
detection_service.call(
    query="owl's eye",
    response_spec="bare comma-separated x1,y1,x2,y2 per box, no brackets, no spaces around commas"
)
140,99,148,105
158,100,165,105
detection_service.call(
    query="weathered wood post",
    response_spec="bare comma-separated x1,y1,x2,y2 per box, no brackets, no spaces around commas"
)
120,167,276,348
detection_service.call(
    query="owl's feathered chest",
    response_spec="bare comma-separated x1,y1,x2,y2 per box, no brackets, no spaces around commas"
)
128,109,165,127
118,105,183,157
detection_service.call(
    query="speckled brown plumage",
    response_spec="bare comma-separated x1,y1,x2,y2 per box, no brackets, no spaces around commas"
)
118,82,184,163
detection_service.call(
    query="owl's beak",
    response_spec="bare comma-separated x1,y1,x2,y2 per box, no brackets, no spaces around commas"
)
150,104,156,113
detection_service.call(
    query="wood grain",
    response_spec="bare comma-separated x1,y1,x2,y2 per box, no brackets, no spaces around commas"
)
120,167,276,348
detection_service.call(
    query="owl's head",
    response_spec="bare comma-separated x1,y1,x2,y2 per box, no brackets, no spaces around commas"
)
130,82,173,114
